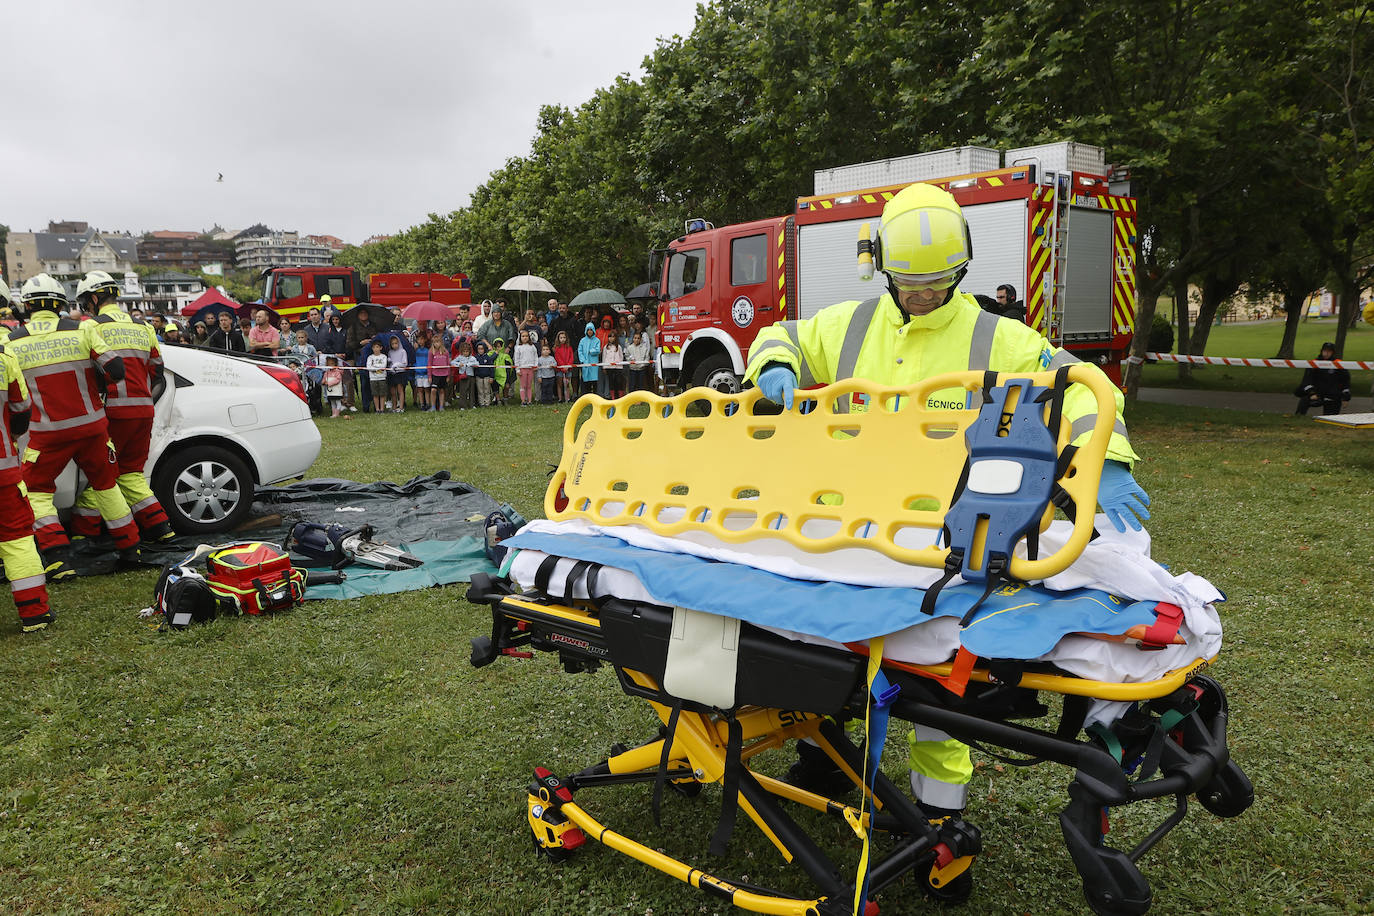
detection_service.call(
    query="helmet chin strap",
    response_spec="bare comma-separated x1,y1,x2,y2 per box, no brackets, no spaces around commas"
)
884,267,968,322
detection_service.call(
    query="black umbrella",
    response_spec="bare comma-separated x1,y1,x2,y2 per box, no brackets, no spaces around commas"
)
626,282,659,301
342,303,396,338
189,303,240,331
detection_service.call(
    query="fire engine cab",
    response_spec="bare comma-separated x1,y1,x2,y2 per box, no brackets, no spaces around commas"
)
259,267,472,321
655,141,1138,392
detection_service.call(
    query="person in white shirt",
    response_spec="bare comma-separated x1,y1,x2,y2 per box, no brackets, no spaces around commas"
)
366,341,389,413
626,331,652,392
472,299,494,335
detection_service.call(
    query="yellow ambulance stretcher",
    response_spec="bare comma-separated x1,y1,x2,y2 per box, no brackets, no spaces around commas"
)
468,368,1252,916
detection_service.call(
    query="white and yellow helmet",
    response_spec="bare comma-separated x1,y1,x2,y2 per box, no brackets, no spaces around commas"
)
76,269,120,304
20,273,69,316
876,183,973,293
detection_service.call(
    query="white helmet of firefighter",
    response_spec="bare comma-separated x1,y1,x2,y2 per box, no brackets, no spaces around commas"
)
20,273,69,317
0,278,11,308
76,269,121,308
875,183,973,307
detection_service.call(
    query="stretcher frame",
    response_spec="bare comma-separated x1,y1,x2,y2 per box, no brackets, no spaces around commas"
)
469,372,1252,915
469,577,1251,916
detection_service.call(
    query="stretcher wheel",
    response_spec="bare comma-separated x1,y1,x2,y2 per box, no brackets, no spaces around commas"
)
920,867,972,904
530,833,575,864
669,778,703,798
1197,759,1254,819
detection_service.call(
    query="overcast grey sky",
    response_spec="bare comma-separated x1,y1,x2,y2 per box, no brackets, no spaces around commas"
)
2,0,702,244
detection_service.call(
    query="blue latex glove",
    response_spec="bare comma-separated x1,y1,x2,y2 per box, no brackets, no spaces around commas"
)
757,364,798,409
1098,460,1151,532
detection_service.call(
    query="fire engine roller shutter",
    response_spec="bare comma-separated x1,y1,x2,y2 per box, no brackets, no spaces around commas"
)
1060,206,1114,338
961,200,1028,304
795,219,887,319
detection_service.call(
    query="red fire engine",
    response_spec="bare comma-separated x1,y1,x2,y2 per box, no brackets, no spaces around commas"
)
258,267,472,321
654,142,1138,391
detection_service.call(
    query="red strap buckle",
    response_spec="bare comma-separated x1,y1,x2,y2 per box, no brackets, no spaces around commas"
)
939,648,979,697
1139,602,1185,650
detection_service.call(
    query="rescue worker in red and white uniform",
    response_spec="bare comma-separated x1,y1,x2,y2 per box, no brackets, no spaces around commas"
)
0,281,52,629
69,271,175,543
7,274,141,580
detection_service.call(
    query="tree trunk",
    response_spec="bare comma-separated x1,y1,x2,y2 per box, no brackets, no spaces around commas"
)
1174,276,1193,381
1125,274,1165,399
1275,288,1305,358
1334,282,1359,356
1190,268,1242,358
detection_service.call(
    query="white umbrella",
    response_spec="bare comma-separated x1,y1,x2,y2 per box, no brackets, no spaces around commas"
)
500,274,557,293
499,273,557,312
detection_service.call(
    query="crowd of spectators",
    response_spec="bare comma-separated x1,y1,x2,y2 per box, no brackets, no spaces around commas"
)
116,295,663,418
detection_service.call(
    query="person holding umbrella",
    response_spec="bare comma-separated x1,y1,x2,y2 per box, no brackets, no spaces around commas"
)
344,305,394,410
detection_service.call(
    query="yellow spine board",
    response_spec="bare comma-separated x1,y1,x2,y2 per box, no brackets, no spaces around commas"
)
547,367,1117,581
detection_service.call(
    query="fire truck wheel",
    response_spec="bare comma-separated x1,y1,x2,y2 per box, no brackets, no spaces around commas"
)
691,354,742,395
153,444,255,536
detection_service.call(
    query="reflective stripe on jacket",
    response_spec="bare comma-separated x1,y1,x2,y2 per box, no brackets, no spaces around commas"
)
744,291,1138,465
92,306,162,417
4,310,115,436
0,349,30,473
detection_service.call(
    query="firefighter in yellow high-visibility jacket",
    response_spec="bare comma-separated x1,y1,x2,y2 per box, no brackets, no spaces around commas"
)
0,282,51,630
69,271,175,543
7,275,141,581
744,183,1150,821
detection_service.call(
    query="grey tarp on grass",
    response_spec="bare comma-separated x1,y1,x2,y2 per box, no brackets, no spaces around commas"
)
71,472,508,588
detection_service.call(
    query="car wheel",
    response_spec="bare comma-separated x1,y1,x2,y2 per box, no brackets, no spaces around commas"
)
691,354,742,394
153,445,255,536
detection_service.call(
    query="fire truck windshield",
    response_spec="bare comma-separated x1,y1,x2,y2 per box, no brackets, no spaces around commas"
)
666,248,706,299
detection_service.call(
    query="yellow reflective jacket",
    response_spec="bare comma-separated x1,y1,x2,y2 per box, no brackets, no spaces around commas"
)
0,348,29,474
4,310,118,435
744,291,1139,465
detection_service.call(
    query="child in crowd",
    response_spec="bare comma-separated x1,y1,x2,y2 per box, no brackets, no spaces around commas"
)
289,329,318,366
454,339,477,409
367,341,389,413
428,335,451,410
602,335,624,399
323,356,347,418
577,322,601,396
413,335,431,410
626,331,651,392
474,340,495,407
553,330,575,403
386,335,409,412
492,338,513,406
537,342,557,404
514,330,538,406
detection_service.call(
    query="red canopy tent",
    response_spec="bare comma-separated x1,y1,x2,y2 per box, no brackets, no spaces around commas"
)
181,287,239,317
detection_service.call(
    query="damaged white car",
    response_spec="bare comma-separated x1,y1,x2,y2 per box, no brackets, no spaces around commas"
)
55,346,323,536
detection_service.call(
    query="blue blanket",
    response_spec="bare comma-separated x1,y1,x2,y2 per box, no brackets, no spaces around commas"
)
505,531,1160,660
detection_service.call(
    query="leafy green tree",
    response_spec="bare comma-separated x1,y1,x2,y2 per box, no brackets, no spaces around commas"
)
968,0,1303,391
1287,2,1374,356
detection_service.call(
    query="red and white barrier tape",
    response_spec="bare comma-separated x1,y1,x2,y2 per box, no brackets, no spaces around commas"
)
1145,352,1374,370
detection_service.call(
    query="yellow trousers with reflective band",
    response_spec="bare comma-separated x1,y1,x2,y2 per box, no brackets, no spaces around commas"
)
73,471,158,523
0,536,44,582
908,725,973,811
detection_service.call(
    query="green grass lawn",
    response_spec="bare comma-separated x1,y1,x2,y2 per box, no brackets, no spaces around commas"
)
1,400,1371,915
1140,317,1374,395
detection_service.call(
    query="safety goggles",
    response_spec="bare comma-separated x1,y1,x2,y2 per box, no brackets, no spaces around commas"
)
886,271,960,292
